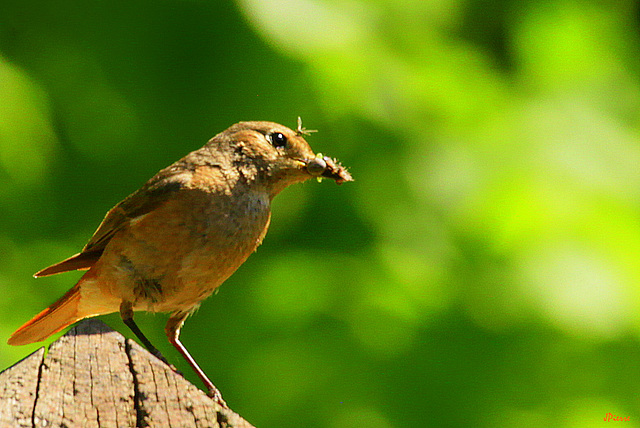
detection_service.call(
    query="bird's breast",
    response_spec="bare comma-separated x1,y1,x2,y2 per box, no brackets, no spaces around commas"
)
98,187,272,313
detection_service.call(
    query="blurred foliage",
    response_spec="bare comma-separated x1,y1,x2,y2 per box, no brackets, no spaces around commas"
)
1,0,640,427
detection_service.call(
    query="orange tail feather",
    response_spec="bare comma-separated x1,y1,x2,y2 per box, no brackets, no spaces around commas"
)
8,284,83,346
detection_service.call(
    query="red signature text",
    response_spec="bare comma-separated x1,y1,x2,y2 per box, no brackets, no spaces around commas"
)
605,413,630,422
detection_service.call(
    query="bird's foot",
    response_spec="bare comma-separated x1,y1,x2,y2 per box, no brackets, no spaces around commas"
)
208,386,228,408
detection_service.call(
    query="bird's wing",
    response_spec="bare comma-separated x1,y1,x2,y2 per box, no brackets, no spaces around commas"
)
35,169,190,277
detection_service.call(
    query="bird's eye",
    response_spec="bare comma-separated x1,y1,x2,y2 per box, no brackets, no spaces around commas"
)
269,132,288,149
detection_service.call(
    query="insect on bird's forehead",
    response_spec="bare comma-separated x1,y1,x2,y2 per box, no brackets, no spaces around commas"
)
296,117,318,137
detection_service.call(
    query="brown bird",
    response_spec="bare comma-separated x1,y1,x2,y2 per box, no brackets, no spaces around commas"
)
8,119,352,406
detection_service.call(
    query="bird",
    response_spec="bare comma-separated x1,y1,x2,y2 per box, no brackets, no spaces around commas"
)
8,119,352,406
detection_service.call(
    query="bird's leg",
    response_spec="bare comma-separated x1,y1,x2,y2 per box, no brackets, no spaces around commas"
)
120,301,170,365
166,312,227,407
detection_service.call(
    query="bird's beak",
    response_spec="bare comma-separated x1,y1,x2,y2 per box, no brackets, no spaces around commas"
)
304,155,353,185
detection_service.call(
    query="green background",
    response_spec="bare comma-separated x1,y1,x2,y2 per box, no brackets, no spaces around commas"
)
1,0,640,427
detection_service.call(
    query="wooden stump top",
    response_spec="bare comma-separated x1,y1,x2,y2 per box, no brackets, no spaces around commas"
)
0,319,256,428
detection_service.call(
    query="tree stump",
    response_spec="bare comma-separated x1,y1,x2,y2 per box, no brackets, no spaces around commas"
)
0,319,256,428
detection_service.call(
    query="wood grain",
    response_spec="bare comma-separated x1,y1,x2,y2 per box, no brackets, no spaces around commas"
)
0,319,256,428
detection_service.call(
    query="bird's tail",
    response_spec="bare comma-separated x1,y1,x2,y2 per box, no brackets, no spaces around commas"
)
8,284,84,346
